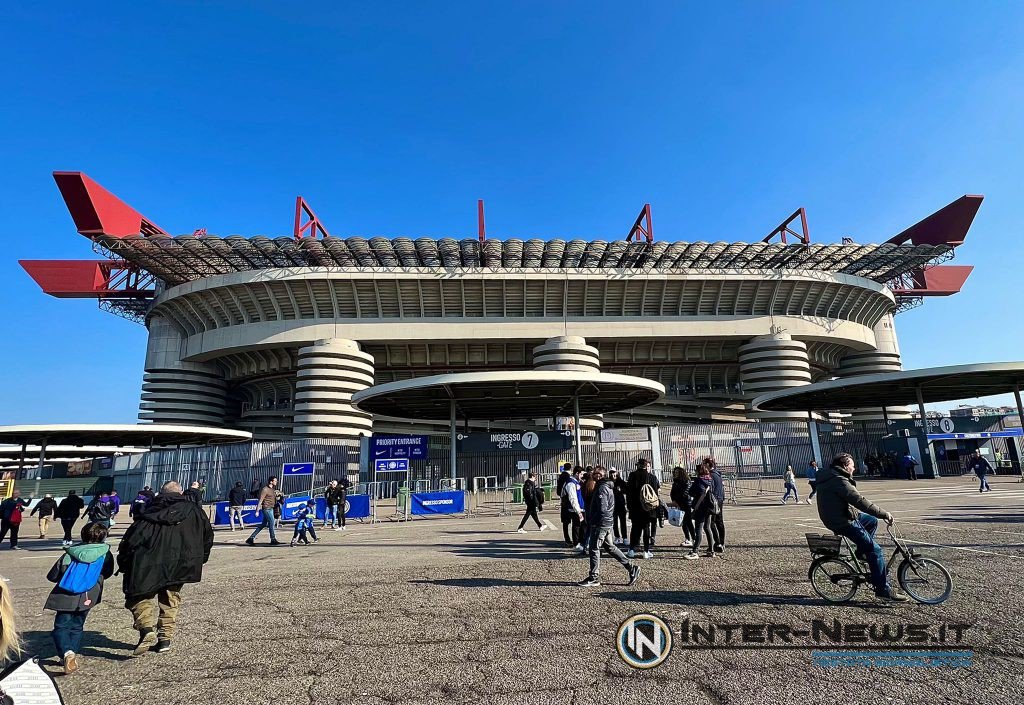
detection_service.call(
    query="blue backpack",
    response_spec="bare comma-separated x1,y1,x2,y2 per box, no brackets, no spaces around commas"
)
57,558,104,594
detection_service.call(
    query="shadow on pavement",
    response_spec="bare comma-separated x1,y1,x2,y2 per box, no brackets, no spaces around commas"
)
410,577,576,588
595,589,821,607
22,629,133,663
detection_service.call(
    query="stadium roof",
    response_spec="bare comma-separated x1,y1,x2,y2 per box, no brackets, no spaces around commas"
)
94,234,951,287
752,362,1024,412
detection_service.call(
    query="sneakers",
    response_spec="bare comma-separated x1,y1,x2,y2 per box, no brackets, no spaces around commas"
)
681,539,693,547
539,524,548,532
713,544,724,554
626,549,636,558
643,551,654,560
244,538,255,546
780,499,787,504
153,639,172,653
516,528,527,534
876,587,910,602
335,526,343,531
289,540,296,547
684,552,699,560
63,651,78,674
10,547,20,551
805,498,812,504
270,540,282,546
578,577,601,587
627,564,641,586
133,629,158,656
573,544,585,554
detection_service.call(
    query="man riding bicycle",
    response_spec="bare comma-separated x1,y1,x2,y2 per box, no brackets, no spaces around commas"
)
815,452,908,602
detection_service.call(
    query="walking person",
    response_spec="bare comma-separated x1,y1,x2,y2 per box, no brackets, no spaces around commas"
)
684,464,721,560
781,465,800,504
85,493,112,529
609,467,628,545
805,459,819,504
579,467,641,587
516,472,548,533
118,480,214,655
290,500,319,546
129,490,152,523
670,467,694,547
626,457,659,559
560,467,585,551
708,458,726,553
31,494,58,539
0,491,29,550
245,477,281,546
966,449,993,493
183,482,203,505
56,491,85,547
108,491,122,527
227,482,248,530
901,452,919,481
44,521,115,674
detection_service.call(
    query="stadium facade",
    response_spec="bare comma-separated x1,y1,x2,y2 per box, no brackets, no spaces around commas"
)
22,173,981,441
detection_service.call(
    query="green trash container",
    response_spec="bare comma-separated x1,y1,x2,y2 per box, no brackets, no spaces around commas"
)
398,486,410,513
512,486,524,503
542,485,554,502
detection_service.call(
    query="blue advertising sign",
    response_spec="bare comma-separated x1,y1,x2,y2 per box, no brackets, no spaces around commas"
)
371,435,428,459
213,494,371,525
410,491,465,515
282,462,314,476
374,458,409,474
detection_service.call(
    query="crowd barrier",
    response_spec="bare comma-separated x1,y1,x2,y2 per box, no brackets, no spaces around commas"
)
213,494,371,526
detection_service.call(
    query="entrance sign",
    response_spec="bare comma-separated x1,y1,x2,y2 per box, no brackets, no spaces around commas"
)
457,431,571,453
600,428,650,443
371,435,428,459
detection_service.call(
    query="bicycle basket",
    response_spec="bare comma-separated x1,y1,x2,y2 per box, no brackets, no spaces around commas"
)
805,533,841,556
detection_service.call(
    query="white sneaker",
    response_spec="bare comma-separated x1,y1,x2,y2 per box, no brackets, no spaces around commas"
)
539,524,548,531
626,549,636,558
335,527,343,532
516,528,527,534
805,498,811,504
573,544,585,553
684,552,699,560
780,499,787,504
682,539,693,547
643,551,653,559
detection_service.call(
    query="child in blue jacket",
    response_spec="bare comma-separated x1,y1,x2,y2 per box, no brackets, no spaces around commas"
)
290,500,320,546
44,522,114,674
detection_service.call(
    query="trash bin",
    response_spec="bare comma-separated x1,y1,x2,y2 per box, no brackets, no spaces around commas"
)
398,486,410,513
512,486,523,503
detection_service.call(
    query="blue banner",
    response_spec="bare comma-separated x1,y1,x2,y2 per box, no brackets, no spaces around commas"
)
410,491,465,515
282,462,314,476
371,434,428,459
213,494,371,525
374,458,409,474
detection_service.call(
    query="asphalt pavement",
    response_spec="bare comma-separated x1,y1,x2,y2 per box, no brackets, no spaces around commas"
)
1,476,1022,705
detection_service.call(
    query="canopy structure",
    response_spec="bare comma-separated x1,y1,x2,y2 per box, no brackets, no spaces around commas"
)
752,363,1024,426
0,425,252,476
352,370,664,473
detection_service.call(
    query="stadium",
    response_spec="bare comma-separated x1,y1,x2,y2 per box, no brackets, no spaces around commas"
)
22,172,980,445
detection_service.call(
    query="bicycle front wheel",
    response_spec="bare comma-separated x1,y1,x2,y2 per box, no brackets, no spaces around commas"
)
897,556,953,604
810,556,859,603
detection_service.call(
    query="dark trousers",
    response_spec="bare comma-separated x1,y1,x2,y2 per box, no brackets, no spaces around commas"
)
628,515,652,551
691,512,720,554
0,519,20,548
518,505,541,529
807,480,817,500
681,507,695,541
61,518,76,542
713,505,726,547
613,507,627,540
52,610,88,656
562,513,581,546
588,527,631,580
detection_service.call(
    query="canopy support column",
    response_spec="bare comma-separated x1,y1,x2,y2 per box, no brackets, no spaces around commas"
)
449,397,457,486
1014,384,1024,478
915,385,931,478
573,395,582,467
807,410,822,465
37,439,48,482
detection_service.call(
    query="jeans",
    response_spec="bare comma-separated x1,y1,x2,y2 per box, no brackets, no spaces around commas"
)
978,474,991,492
588,527,631,580
681,507,695,542
834,513,888,594
247,509,277,543
783,483,799,502
52,611,87,656
324,504,336,527
61,518,77,542
0,519,20,548
518,505,541,529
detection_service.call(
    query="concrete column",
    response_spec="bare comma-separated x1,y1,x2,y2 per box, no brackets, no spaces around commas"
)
139,315,227,426
292,338,375,438
532,336,604,434
738,333,812,421
837,314,912,421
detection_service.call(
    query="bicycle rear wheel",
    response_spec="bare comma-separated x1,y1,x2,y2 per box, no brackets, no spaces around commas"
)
810,556,859,603
897,557,953,604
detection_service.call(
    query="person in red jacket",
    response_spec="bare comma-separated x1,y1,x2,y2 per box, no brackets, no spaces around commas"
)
0,491,29,550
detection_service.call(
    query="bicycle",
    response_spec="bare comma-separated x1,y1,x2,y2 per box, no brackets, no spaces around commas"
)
806,521,953,604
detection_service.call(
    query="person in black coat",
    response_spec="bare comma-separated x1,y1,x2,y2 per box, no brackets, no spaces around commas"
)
516,472,547,532
669,466,695,546
55,491,85,547
118,481,214,656
609,468,628,545
625,458,660,558
31,494,59,540
227,481,249,531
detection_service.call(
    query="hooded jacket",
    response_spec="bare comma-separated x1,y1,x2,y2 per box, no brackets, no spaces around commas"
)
814,463,888,532
228,485,248,506
56,494,84,520
584,479,616,529
117,492,214,598
44,543,114,612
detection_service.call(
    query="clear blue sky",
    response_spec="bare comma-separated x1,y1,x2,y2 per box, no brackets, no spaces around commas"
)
1,2,1022,423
